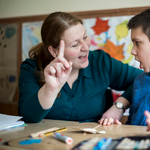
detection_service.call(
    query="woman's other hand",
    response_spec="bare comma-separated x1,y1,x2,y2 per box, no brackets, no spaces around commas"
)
98,104,123,126
98,97,130,126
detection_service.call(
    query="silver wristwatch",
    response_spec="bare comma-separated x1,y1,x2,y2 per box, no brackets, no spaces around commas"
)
113,102,125,112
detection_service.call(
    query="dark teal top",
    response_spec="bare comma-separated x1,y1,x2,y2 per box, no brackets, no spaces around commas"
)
18,50,143,123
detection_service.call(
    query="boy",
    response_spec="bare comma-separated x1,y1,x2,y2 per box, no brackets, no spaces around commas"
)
126,8,150,131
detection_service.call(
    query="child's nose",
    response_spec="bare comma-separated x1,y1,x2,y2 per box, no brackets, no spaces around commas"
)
131,47,136,56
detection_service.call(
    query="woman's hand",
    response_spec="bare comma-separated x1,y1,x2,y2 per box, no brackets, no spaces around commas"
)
98,97,130,126
44,40,72,91
144,110,150,131
38,40,72,109
98,105,122,125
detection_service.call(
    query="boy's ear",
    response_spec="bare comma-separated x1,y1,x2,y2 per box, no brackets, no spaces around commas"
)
48,46,58,58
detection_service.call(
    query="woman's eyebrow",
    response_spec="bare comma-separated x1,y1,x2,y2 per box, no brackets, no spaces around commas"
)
68,30,87,45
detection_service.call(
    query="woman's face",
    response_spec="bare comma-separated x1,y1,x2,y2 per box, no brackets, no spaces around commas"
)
61,23,91,70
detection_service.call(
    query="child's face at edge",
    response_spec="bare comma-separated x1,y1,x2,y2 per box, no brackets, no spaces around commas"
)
131,26,150,72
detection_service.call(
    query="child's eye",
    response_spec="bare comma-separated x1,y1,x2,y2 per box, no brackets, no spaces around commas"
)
135,41,139,46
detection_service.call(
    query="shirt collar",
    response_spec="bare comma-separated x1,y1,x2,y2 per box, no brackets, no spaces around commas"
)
79,62,92,79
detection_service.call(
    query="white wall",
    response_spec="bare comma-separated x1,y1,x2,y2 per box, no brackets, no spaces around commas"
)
0,0,150,18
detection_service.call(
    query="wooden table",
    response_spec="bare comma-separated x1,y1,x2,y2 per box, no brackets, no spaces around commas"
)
0,120,150,150
0,119,78,149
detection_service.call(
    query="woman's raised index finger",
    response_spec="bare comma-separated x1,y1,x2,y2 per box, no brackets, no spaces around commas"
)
58,40,65,57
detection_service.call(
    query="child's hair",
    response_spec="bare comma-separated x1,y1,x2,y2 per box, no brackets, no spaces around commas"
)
127,8,150,40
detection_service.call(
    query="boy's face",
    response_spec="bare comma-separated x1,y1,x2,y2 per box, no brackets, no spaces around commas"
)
131,26,150,72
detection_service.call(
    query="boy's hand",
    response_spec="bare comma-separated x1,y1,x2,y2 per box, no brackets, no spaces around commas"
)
144,110,150,131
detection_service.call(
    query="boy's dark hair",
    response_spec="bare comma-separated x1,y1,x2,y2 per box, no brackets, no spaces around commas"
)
127,8,150,40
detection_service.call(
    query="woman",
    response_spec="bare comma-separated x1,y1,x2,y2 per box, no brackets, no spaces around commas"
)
19,12,143,124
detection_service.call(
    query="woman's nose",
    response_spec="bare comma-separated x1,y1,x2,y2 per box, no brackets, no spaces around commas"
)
81,41,89,50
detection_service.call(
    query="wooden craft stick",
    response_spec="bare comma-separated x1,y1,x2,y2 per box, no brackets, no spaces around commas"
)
93,124,101,129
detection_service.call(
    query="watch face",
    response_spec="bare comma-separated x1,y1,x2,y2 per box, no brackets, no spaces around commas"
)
116,102,123,108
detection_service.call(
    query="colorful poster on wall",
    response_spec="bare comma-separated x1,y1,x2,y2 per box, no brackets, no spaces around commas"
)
83,15,139,68
0,23,18,103
22,21,43,61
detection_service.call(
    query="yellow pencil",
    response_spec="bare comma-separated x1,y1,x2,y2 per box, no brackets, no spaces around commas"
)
43,127,67,137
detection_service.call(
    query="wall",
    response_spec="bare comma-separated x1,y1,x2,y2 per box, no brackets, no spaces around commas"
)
0,0,150,18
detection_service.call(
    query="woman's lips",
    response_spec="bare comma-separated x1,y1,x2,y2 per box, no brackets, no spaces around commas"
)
78,53,88,61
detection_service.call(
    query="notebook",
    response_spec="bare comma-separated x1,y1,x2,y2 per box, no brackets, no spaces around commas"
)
0,113,26,131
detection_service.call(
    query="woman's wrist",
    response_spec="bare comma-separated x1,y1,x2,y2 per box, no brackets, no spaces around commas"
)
115,96,130,110
38,84,60,109
113,102,125,113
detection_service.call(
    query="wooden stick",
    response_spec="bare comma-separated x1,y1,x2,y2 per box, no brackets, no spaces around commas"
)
93,124,101,129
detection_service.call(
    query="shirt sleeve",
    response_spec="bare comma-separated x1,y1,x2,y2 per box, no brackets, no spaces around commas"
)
18,59,50,123
102,51,143,102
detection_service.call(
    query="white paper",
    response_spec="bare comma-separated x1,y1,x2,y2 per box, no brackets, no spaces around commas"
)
0,113,25,131
73,128,106,134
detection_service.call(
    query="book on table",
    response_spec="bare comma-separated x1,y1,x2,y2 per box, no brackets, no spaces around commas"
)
0,113,26,131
